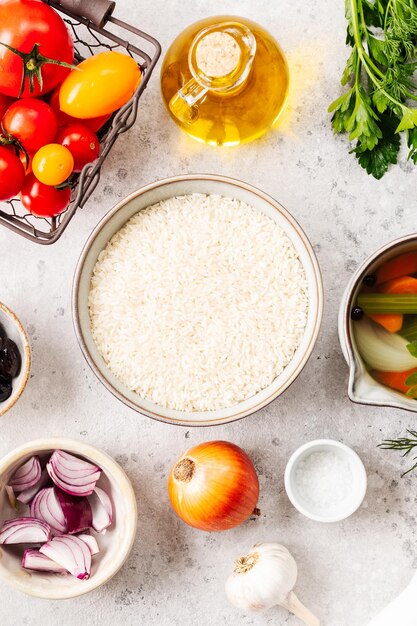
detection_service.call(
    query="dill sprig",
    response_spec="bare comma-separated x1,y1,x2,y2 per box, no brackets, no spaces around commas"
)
379,429,417,476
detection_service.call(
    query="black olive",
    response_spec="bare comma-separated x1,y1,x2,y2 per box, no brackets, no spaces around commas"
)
351,306,364,321
0,374,12,402
363,275,376,287
0,337,21,379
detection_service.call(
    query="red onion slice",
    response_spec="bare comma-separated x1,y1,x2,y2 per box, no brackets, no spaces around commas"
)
40,534,91,580
55,489,92,534
88,486,113,533
17,469,50,505
77,534,99,555
30,488,67,535
51,460,101,486
54,450,100,475
47,462,98,497
0,517,52,544
22,549,67,573
46,451,101,497
8,456,41,492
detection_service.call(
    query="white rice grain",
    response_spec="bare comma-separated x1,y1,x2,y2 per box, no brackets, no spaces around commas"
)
88,194,308,411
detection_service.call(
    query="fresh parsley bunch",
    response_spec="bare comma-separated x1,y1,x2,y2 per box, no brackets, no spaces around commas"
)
330,0,417,178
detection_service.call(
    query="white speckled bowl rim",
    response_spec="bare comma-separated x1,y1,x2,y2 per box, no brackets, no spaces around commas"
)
73,174,323,426
0,438,137,599
0,302,31,417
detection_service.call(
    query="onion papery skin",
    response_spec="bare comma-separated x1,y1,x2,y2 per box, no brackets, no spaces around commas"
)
168,441,259,532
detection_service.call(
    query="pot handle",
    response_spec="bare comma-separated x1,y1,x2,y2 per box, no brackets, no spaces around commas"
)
54,0,116,28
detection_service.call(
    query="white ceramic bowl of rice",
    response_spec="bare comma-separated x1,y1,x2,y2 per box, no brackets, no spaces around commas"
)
73,175,323,426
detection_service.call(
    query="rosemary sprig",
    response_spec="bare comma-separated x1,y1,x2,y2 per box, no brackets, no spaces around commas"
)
379,429,417,475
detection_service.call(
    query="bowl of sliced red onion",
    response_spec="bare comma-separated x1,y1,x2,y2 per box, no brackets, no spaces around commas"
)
0,438,137,599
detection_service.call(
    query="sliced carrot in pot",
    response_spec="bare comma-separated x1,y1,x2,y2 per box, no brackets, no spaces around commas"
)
376,252,417,284
379,275,417,294
373,368,417,394
368,313,403,332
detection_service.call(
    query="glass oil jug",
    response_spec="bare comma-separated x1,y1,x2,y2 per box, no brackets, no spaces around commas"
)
160,16,290,146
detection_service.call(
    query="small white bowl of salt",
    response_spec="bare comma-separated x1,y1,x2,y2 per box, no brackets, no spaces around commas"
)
284,439,367,522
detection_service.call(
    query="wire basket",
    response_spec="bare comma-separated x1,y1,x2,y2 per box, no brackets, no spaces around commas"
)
0,0,161,244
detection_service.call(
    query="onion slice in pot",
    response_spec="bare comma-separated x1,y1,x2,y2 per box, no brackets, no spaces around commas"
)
30,488,67,535
40,534,91,580
8,456,41,493
17,469,50,505
47,450,101,496
354,316,417,371
55,489,92,534
78,533,99,555
88,486,113,533
0,517,52,544
22,549,67,573
53,450,100,474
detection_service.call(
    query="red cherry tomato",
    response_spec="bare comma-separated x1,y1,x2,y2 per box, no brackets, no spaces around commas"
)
0,0,74,98
0,94,14,120
49,87,111,132
20,173,71,217
0,146,25,201
3,99,58,154
56,123,100,173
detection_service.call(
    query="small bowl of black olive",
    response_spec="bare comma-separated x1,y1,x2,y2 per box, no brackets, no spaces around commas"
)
0,303,31,417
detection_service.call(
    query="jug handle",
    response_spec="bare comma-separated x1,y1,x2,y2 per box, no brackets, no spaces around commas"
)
169,79,207,125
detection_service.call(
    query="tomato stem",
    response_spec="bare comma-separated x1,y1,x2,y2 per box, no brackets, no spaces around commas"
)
0,41,76,97
0,124,27,165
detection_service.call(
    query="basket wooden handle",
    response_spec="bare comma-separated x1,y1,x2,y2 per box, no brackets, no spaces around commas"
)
55,0,115,28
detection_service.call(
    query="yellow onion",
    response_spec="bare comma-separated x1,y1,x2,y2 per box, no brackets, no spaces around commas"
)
168,440,259,531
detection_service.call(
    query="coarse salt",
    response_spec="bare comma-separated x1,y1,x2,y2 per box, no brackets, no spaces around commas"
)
295,451,352,509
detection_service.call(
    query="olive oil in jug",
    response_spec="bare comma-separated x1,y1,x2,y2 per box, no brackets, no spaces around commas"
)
160,16,290,146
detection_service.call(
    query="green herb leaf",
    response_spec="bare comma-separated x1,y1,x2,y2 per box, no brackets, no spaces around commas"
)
347,86,382,150
406,385,417,398
362,0,386,27
407,127,417,163
372,89,390,114
405,372,417,386
395,107,417,132
341,48,358,86
406,340,417,358
368,35,388,65
353,114,400,178
329,88,355,133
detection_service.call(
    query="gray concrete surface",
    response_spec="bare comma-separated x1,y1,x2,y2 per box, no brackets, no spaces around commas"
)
1,0,416,624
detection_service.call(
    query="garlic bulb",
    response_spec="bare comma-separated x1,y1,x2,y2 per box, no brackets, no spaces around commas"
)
225,543,320,626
